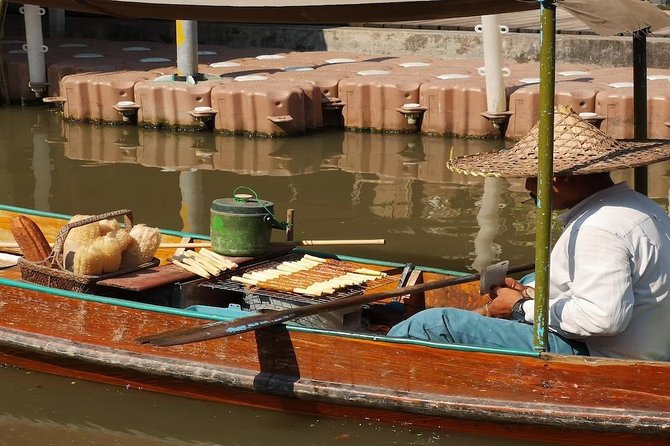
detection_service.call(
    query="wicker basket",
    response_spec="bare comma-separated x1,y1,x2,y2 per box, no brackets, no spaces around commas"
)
17,209,159,294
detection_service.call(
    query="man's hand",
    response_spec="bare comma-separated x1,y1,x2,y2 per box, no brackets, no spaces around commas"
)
486,278,527,318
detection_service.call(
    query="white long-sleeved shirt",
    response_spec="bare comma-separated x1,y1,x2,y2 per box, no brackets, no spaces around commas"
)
523,183,670,360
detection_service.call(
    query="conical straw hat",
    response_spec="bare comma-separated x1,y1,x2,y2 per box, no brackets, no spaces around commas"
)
447,105,670,178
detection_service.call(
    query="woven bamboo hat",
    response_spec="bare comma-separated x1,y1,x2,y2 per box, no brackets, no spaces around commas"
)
447,105,670,178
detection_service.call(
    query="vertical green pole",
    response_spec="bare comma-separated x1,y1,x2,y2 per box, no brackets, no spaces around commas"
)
633,29,648,195
533,1,556,352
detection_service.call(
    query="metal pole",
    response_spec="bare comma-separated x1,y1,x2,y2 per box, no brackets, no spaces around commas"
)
633,29,648,195
22,4,48,98
481,15,506,114
533,0,556,352
175,20,199,79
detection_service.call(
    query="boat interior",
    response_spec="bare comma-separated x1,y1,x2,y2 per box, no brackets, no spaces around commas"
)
0,204,489,336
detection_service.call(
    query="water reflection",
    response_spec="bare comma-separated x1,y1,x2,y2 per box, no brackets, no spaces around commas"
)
5,106,670,273
3,107,670,446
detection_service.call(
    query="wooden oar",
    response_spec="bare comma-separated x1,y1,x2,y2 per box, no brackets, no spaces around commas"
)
0,239,385,250
137,262,534,347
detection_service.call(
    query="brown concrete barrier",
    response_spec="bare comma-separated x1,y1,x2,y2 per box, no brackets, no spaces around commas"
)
419,76,496,138
270,79,323,130
60,71,159,123
210,78,307,137
134,77,228,129
507,80,603,140
648,76,670,139
270,70,351,128
592,67,670,139
338,73,429,133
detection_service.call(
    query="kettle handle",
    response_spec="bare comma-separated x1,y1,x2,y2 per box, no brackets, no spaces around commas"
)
264,214,289,230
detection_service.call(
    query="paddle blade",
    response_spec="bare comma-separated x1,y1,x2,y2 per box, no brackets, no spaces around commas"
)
138,311,297,346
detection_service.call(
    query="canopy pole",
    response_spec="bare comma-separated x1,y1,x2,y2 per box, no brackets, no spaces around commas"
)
481,15,506,114
533,0,556,352
21,4,48,98
175,20,201,81
633,29,648,196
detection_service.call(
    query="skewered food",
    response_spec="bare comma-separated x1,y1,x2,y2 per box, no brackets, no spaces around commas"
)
170,248,238,278
230,254,386,297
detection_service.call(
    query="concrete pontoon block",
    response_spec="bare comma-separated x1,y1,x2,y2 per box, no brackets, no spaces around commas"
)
419,77,496,138
135,78,227,129
338,74,428,133
60,71,159,123
210,79,307,137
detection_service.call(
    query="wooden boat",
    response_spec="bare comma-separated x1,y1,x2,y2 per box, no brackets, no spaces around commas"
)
0,204,668,445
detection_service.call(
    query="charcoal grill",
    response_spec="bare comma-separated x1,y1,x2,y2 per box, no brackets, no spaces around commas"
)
199,253,395,330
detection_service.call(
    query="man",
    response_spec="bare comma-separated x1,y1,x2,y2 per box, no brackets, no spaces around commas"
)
387,106,670,361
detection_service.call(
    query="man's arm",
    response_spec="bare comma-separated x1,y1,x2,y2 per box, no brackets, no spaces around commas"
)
525,227,635,338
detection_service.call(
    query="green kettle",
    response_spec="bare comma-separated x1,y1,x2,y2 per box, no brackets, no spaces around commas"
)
210,189,287,257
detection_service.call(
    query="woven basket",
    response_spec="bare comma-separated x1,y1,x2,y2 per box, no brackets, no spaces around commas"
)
17,209,159,294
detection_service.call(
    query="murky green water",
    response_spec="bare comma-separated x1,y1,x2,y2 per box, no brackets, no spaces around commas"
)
2,105,668,445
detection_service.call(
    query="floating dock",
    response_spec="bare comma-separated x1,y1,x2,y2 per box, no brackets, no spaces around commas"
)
2,37,670,139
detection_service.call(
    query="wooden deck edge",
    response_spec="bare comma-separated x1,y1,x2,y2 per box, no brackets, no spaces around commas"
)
1,326,668,435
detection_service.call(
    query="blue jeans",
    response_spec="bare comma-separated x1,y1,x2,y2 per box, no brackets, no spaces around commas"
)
387,308,589,355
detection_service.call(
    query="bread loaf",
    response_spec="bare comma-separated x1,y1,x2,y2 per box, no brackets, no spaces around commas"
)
10,216,52,263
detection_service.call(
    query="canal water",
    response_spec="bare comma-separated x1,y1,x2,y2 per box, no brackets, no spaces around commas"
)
2,105,669,445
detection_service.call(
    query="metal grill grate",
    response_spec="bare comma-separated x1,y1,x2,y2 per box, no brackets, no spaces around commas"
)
200,253,376,304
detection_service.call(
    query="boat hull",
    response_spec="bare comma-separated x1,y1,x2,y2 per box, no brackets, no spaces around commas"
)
0,282,669,445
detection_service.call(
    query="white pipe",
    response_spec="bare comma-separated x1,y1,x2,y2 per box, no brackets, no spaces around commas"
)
21,5,47,88
480,15,506,113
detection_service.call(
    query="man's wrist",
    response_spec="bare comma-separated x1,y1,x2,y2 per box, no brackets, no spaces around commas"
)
511,297,532,321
